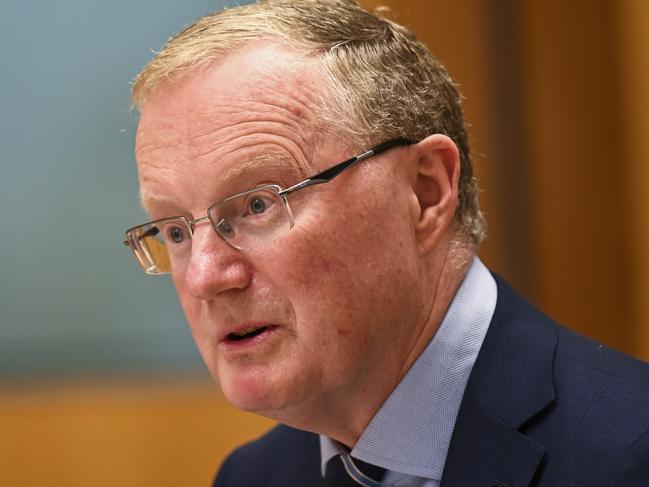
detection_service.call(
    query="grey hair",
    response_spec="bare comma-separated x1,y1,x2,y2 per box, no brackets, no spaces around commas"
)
132,0,486,243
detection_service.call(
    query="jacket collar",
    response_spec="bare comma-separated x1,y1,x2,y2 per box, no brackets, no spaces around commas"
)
441,274,557,487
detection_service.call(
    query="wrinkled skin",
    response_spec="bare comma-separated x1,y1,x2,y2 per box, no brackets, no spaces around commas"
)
135,43,461,445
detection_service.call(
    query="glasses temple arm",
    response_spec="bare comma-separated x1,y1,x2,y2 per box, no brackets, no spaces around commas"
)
123,226,160,246
280,138,412,196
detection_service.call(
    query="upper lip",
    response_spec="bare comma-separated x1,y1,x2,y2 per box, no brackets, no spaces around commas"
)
218,322,273,342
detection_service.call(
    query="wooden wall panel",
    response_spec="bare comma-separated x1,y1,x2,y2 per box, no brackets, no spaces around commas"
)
0,381,274,487
519,0,632,352
617,0,649,361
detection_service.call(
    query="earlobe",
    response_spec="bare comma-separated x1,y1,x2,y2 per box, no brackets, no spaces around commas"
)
411,134,460,254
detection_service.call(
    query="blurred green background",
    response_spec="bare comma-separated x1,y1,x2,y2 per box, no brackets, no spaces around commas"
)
0,0,251,380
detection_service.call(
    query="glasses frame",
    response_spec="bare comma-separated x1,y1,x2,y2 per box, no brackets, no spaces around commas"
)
124,137,412,274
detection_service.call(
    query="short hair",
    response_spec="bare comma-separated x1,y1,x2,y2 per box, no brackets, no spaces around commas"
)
132,0,486,243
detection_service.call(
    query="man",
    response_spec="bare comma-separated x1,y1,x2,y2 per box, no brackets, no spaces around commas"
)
123,1,649,485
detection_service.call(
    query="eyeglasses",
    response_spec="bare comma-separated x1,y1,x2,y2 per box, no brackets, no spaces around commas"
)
124,137,412,275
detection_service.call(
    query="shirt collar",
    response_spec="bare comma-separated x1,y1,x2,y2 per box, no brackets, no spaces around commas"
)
320,257,497,480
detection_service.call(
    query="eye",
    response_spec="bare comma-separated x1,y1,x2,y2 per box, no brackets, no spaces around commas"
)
216,218,233,235
166,224,188,244
249,197,267,214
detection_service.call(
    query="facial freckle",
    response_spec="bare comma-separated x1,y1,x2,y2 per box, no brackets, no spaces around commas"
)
337,328,351,336
320,258,337,272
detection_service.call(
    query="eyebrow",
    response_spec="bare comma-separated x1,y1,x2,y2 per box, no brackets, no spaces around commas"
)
140,189,175,215
219,150,304,183
140,150,306,215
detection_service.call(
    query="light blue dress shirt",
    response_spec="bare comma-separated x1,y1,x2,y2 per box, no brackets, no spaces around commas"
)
320,257,497,486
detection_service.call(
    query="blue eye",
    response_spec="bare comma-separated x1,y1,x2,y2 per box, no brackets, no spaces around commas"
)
216,218,233,235
250,197,267,214
167,225,186,244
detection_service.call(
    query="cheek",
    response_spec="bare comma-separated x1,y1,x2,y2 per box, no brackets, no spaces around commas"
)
278,219,409,332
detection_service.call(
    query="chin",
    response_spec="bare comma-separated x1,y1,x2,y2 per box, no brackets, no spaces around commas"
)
217,367,289,415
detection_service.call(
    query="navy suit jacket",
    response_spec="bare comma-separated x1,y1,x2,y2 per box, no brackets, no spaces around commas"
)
214,276,649,486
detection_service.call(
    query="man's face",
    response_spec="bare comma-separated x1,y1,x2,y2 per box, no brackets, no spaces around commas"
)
135,44,426,422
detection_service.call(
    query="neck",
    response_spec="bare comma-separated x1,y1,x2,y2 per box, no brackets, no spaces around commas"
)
398,236,475,382
264,235,476,448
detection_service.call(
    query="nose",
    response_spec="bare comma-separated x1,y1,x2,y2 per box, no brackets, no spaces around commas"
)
181,225,251,300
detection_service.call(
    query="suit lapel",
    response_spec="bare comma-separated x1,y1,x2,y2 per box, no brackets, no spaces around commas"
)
441,276,558,487
265,428,326,487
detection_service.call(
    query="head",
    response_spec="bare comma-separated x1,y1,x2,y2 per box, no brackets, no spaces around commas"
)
129,0,485,439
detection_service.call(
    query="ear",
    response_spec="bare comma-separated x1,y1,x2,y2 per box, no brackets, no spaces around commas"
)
409,134,460,254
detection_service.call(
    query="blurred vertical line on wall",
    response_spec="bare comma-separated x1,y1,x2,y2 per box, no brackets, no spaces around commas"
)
617,0,649,362
516,0,634,354
481,0,534,297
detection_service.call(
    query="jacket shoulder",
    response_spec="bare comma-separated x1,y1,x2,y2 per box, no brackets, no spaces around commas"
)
492,275,649,485
554,320,649,390
213,424,322,487
494,272,649,393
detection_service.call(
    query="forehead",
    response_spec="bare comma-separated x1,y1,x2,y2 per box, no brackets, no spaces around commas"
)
135,43,331,212
136,43,326,153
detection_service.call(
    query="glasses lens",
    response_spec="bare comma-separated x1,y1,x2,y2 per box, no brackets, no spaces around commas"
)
209,186,292,249
126,218,190,274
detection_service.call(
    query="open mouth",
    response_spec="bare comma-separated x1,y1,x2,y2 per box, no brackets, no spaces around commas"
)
226,326,270,342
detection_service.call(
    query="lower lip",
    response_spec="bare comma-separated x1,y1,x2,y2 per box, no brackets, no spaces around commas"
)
219,325,279,351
